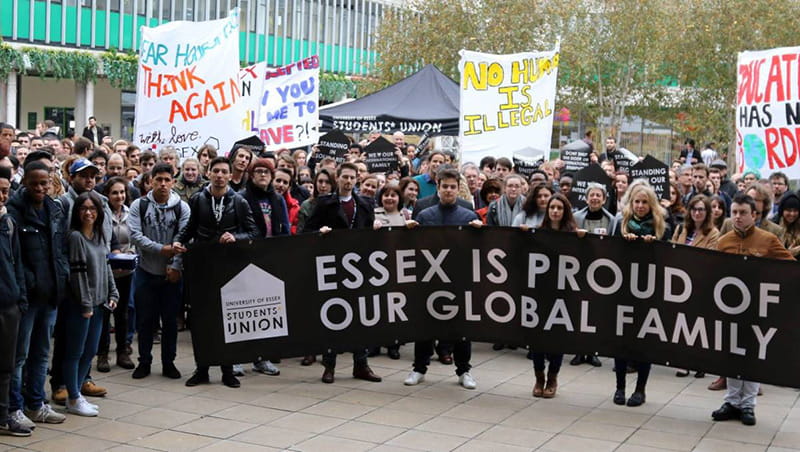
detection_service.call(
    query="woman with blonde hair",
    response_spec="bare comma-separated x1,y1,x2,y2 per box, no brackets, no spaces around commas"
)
614,180,670,407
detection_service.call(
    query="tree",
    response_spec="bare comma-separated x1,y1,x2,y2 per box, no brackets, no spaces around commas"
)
370,0,553,88
371,0,679,146
664,0,800,155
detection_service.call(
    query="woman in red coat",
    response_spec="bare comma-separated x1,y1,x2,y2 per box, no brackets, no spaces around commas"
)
273,168,300,234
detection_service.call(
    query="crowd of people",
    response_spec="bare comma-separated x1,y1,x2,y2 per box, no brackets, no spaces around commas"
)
0,121,794,437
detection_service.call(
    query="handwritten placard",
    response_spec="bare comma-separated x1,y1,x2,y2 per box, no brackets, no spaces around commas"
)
459,46,560,163
134,9,243,159
255,56,320,151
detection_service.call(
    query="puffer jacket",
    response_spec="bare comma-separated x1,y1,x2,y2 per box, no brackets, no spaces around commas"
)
6,188,69,307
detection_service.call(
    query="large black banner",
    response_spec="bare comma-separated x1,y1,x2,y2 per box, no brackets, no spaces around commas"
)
184,227,800,388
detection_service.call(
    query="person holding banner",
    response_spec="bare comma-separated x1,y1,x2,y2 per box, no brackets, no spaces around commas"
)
513,183,554,229
486,175,525,227
613,180,670,407
670,195,720,378
239,158,289,376
712,193,794,426
398,177,420,218
404,168,482,390
570,182,617,367
531,193,584,398
174,157,258,388
304,162,382,384
719,184,782,238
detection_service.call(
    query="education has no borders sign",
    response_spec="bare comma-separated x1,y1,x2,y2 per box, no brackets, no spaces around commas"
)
185,227,800,388
737,45,800,179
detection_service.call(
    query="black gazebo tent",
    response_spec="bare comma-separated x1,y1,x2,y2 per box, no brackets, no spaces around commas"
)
320,64,459,136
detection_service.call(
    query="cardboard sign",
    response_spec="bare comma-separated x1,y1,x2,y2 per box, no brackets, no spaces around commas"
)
561,140,591,173
569,163,613,209
513,154,544,178
364,136,399,173
630,155,670,200
316,129,350,164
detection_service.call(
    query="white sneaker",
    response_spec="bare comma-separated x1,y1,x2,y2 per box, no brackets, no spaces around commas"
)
252,360,280,376
66,397,98,417
232,364,245,376
79,396,99,411
24,404,66,424
9,410,36,430
404,371,425,386
459,372,477,390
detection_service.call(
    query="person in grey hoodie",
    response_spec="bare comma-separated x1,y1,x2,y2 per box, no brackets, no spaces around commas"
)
63,191,118,417
127,163,190,380
51,159,114,405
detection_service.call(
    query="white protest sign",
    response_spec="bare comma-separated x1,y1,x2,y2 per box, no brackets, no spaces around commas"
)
134,9,243,159
255,56,320,151
737,46,800,179
459,46,560,162
239,61,268,139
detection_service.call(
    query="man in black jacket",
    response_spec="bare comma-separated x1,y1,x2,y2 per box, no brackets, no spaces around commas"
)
0,166,30,436
6,161,68,428
412,165,473,221
304,162,382,384
174,157,258,388
81,116,104,146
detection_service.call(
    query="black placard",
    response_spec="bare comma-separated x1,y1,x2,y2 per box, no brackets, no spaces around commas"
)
610,149,634,173
185,227,800,388
560,140,591,173
316,129,350,164
513,154,544,178
568,163,613,209
630,155,670,200
364,136,399,173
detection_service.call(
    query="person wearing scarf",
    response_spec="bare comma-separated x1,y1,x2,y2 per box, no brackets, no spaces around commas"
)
613,180,670,408
487,174,525,226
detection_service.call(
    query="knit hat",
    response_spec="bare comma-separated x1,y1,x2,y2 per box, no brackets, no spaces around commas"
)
780,194,800,211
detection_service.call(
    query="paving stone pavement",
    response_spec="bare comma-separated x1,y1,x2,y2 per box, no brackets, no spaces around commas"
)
1,333,799,452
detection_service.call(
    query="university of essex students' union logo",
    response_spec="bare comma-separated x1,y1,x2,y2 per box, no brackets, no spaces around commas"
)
220,264,288,344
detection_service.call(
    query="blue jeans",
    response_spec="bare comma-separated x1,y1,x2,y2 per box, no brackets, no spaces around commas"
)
134,268,181,366
62,303,104,401
127,271,136,345
10,303,57,411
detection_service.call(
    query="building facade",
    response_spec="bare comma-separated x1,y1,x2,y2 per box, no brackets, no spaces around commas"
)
0,0,399,139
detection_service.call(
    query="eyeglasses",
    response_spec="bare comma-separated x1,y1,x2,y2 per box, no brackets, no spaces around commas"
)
79,206,97,212
252,169,271,175
690,207,706,213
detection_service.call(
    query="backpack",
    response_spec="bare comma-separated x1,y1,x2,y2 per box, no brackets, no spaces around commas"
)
138,198,183,237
